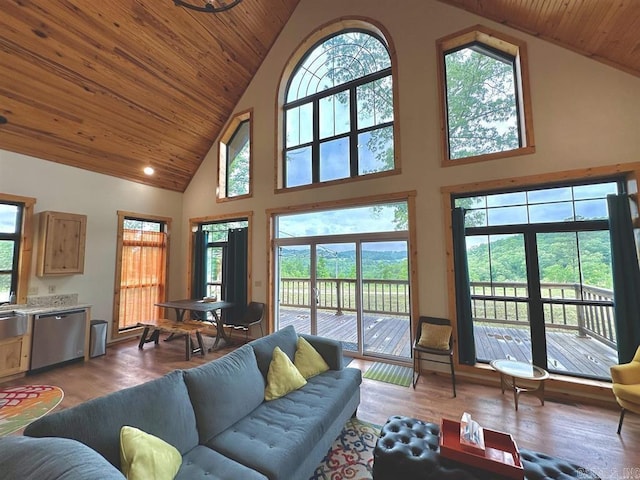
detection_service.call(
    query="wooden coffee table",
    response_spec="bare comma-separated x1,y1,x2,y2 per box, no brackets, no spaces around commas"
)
490,359,549,411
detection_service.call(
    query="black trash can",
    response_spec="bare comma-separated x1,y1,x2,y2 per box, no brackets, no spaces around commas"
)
90,319,108,358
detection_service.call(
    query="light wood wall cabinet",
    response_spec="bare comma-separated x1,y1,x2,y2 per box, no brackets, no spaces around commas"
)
37,211,87,276
0,316,31,378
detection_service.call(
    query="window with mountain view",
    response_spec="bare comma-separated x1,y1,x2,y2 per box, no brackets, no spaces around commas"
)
282,29,395,188
454,179,622,380
273,199,412,361
437,26,534,164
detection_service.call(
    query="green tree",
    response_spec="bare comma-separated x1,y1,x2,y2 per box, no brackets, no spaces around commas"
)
445,47,519,159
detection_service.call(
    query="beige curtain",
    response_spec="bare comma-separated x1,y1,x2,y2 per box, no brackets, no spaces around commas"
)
118,229,167,329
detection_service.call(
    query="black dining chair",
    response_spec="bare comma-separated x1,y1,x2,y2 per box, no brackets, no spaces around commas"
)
224,301,266,343
413,315,456,397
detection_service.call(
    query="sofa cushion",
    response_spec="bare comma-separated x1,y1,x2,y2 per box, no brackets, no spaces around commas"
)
24,370,199,469
207,367,362,479
184,343,264,443
176,445,268,480
294,336,330,379
265,346,307,401
120,426,182,480
0,436,125,479
250,325,299,379
300,333,343,370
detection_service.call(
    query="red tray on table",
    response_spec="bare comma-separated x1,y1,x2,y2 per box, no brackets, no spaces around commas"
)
439,418,524,479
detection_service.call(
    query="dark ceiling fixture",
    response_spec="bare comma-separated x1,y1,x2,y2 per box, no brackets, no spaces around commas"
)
174,0,243,13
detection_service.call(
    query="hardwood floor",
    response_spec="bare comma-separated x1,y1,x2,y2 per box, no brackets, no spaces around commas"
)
3,337,639,478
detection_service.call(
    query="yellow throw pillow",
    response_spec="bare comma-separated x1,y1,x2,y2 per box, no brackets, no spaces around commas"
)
417,323,452,350
294,336,330,379
264,346,307,401
119,426,182,480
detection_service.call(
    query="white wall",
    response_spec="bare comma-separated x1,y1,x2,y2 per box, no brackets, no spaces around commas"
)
182,0,640,319
0,150,183,341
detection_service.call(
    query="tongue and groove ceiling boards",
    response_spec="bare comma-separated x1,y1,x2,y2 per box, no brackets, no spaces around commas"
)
1,1,638,191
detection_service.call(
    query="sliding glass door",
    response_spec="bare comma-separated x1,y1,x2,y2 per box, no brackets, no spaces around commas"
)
362,241,410,357
273,201,412,361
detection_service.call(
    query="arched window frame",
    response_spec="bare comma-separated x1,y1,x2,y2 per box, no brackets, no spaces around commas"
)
275,18,400,192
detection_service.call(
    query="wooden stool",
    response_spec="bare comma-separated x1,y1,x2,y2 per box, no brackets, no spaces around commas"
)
137,318,209,361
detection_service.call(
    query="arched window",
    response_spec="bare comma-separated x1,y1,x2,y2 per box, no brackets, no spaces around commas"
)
282,27,396,189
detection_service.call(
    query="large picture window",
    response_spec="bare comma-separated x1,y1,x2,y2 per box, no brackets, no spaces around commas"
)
453,179,622,380
282,28,396,189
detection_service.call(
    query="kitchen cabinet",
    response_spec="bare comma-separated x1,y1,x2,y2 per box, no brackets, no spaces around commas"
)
0,336,29,377
37,211,87,276
0,315,31,378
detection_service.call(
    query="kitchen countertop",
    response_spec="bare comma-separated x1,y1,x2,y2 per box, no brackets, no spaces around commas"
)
0,304,92,315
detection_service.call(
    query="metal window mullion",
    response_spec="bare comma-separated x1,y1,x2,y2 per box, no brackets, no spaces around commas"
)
349,84,358,177
525,231,547,370
283,108,289,186
312,98,320,183
285,68,391,110
225,142,232,197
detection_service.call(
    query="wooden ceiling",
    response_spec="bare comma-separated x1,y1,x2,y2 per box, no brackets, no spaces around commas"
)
1,1,638,192
440,0,640,78
0,0,300,192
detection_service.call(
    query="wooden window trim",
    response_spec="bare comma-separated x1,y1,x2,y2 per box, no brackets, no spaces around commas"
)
0,193,35,305
187,211,253,301
274,17,402,193
266,191,418,337
217,109,253,203
112,211,171,340
437,25,536,167
440,161,640,401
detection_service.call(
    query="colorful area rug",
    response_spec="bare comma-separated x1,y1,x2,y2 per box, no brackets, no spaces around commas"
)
363,362,413,387
0,385,63,436
311,418,380,480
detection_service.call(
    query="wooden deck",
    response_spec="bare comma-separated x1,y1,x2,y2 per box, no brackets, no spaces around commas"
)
474,324,617,379
278,307,412,359
278,307,617,379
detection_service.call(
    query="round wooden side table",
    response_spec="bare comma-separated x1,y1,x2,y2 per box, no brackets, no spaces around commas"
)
490,359,549,411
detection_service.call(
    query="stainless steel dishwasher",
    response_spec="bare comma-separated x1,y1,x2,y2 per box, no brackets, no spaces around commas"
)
30,309,87,370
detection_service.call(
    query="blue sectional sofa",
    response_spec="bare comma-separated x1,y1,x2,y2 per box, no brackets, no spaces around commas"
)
0,326,362,480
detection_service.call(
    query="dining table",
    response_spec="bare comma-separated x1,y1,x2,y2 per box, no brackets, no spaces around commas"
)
155,299,235,351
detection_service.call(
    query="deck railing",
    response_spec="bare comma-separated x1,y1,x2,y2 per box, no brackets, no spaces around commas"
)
279,278,410,315
470,281,616,348
279,278,616,347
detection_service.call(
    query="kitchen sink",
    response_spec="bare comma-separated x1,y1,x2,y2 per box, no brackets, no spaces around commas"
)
0,311,27,339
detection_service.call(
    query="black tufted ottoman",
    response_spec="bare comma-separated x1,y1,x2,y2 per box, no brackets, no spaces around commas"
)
373,415,601,480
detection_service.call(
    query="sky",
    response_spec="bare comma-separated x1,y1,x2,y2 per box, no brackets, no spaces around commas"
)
277,202,404,239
